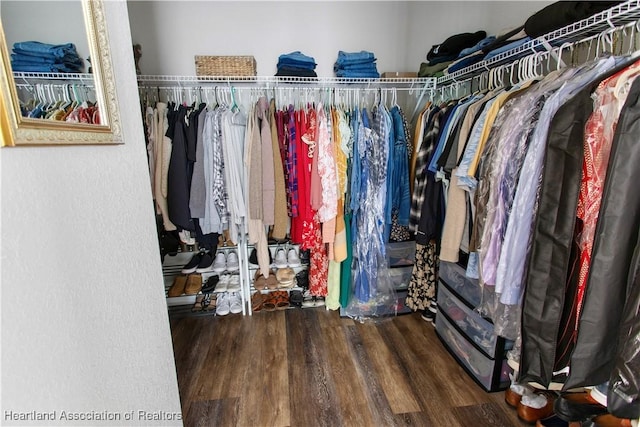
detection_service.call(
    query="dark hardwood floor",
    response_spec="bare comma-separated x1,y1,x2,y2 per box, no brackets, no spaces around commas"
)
169,309,528,427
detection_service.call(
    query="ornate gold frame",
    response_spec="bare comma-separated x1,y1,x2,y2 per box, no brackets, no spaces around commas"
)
0,0,122,146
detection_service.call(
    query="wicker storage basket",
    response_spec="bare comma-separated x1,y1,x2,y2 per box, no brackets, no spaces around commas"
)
195,55,257,77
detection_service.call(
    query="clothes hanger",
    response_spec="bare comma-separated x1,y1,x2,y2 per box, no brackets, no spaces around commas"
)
229,85,239,112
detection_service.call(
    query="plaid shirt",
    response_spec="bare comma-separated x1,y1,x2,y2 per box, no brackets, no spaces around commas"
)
409,106,443,231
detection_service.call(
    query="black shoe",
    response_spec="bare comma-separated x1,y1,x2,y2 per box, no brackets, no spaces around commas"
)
195,252,215,273
295,269,309,289
201,275,219,294
181,252,203,274
554,393,608,422
299,249,310,265
290,290,303,308
249,248,273,266
428,299,438,313
268,237,289,245
421,309,436,324
536,414,570,427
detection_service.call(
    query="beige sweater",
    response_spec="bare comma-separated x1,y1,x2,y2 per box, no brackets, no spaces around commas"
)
270,99,289,239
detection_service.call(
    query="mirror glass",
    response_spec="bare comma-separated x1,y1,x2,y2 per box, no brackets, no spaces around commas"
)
2,1,99,122
0,0,122,146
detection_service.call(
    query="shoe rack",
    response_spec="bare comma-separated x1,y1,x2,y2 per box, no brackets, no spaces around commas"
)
163,233,250,318
245,241,309,316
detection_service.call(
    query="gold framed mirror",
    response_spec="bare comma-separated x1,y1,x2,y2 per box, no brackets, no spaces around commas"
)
0,0,122,146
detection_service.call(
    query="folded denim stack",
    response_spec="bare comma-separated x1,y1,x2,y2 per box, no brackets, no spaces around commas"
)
334,51,379,78
11,41,84,73
275,51,317,78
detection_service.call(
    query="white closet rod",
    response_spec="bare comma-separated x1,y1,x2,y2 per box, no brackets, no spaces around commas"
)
137,75,435,87
139,85,418,92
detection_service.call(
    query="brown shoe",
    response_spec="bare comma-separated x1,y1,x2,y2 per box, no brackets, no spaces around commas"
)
192,294,205,312
252,291,266,312
506,386,524,408
266,270,279,290
518,391,557,424
203,293,217,312
184,274,203,295
254,270,267,290
591,413,633,427
168,275,188,297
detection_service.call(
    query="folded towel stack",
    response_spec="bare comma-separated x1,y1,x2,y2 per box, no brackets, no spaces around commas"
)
276,51,317,77
334,50,379,78
11,41,84,73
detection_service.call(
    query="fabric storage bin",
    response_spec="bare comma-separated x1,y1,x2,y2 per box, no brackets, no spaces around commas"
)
386,241,416,267
436,310,512,392
439,261,482,307
388,266,412,291
438,283,501,357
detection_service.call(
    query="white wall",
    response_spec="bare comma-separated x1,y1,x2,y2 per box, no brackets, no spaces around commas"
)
127,0,553,77
404,1,553,73
0,1,182,426
1,1,91,66
128,1,412,76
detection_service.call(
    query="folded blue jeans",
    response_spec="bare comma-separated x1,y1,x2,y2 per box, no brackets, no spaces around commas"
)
276,59,316,69
335,70,380,78
13,41,76,59
336,50,375,62
336,63,378,72
277,51,316,66
11,62,82,73
12,53,83,66
335,57,376,66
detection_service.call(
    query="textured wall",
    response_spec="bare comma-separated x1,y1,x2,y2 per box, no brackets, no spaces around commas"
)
0,1,182,425
127,1,411,76
127,1,553,77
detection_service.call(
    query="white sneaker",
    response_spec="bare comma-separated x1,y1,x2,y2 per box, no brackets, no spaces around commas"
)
274,249,288,268
287,249,301,267
226,251,239,271
216,293,230,316
215,275,230,293
212,251,227,273
229,293,243,314
226,275,241,292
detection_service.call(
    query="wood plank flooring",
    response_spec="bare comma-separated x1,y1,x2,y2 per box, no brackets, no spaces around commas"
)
170,309,529,427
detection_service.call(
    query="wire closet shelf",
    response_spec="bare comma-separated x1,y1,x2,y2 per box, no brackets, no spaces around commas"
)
13,72,95,83
135,75,437,92
437,0,640,86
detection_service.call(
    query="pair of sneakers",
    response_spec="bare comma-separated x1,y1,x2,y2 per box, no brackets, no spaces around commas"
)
274,248,301,268
216,292,242,316
212,251,239,273
420,299,438,324
182,251,239,274
214,275,241,293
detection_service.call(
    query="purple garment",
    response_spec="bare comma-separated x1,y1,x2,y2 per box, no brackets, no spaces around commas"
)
287,105,298,217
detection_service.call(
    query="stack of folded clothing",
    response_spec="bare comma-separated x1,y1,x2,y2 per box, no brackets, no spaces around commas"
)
334,51,379,78
418,31,487,77
276,51,317,77
445,34,496,74
11,41,84,73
